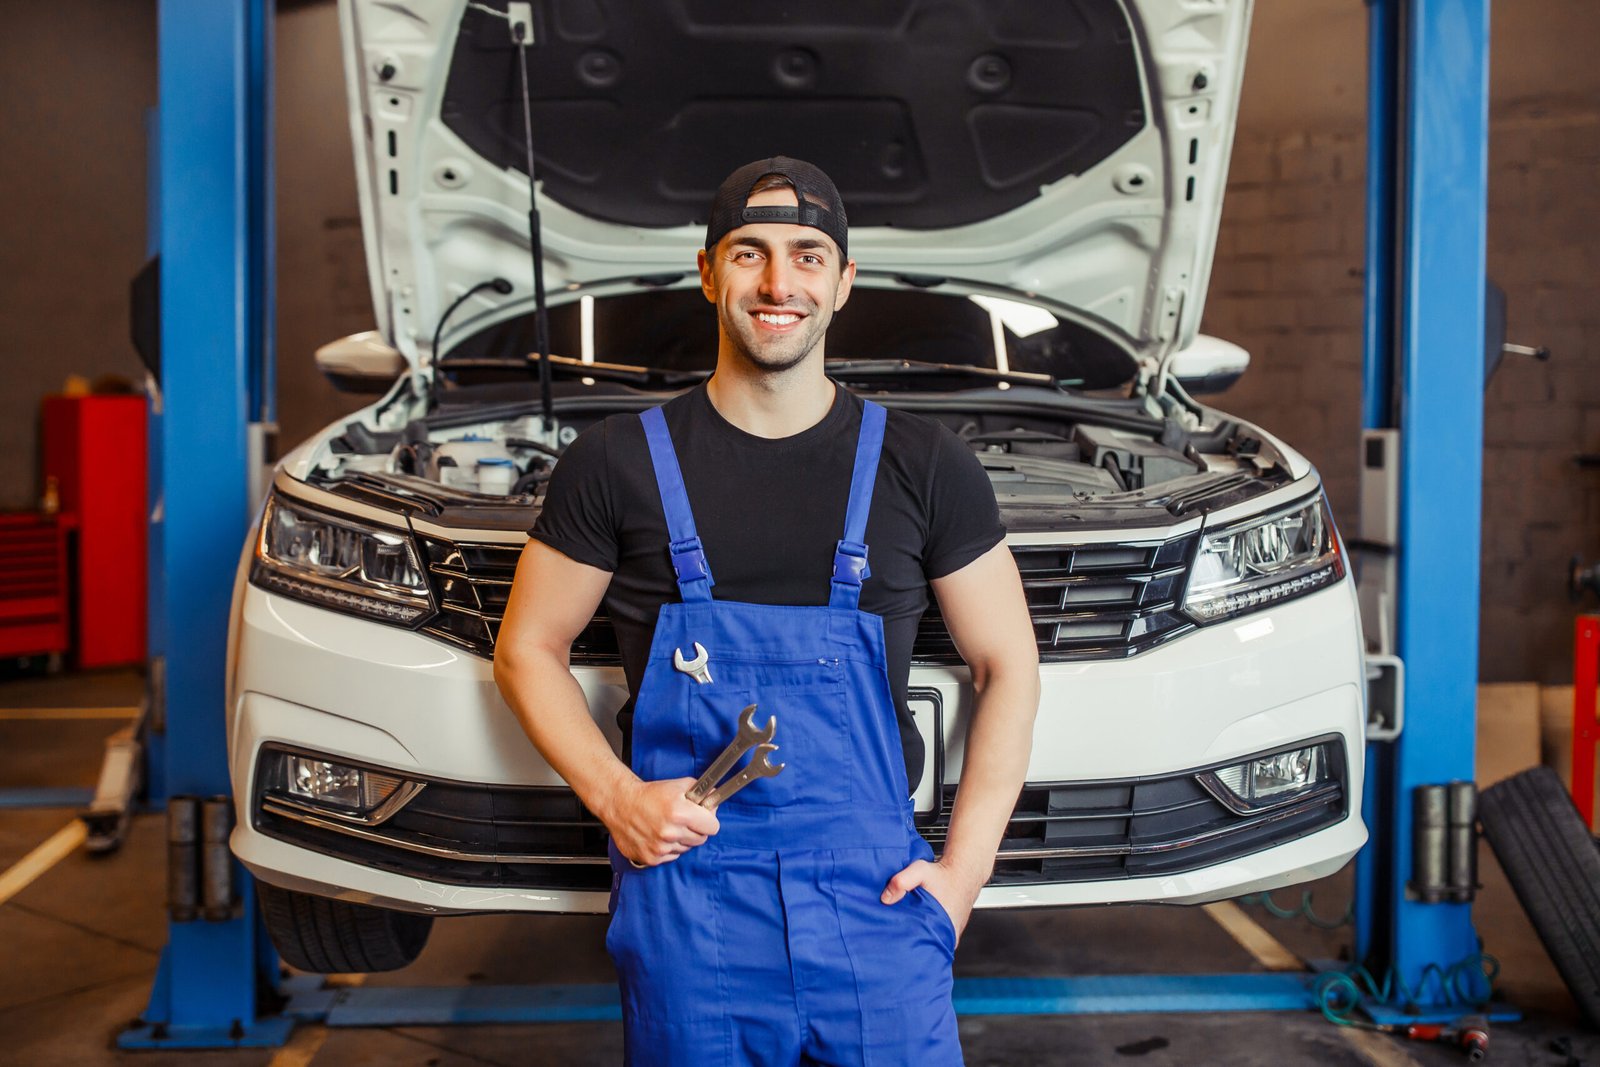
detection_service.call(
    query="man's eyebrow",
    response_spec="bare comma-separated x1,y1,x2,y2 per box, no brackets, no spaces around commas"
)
726,234,836,257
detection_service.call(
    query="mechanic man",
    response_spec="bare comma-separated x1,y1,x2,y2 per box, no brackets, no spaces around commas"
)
495,156,1039,1065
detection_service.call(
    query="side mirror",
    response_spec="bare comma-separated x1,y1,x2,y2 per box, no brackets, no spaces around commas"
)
315,331,406,393
1169,335,1251,395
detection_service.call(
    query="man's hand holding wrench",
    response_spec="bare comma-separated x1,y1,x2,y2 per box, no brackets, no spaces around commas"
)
612,705,785,868
607,777,722,869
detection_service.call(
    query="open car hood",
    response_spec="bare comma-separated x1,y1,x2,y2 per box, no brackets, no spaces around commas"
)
339,0,1252,374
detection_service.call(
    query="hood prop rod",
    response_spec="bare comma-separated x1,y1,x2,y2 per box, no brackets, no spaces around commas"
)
513,16,555,431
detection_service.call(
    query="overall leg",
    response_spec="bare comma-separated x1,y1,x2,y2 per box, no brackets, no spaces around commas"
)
607,850,733,1066
609,846,806,1067
788,847,962,1067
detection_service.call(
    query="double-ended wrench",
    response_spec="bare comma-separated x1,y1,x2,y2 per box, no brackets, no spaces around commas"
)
685,704,784,808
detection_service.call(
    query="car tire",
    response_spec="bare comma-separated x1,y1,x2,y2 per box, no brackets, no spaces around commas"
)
256,880,432,973
1478,765,1600,1028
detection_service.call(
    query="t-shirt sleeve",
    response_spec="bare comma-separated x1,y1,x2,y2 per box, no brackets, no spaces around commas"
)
528,420,619,572
923,424,1007,580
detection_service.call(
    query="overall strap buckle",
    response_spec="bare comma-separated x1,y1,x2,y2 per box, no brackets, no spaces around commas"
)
831,539,871,586
670,536,714,588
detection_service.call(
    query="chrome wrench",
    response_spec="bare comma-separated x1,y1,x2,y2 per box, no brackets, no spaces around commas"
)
699,744,785,811
685,704,777,806
673,642,713,684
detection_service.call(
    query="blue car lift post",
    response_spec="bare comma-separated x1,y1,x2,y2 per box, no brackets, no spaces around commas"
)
123,0,1502,1046
1346,0,1505,1027
120,0,286,1048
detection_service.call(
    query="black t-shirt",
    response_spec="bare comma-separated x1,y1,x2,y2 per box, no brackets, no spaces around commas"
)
530,382,1006,790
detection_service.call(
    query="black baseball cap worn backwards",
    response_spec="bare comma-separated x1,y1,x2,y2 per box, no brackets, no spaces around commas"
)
704,156,849,259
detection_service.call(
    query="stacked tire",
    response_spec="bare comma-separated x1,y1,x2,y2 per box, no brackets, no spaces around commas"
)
1479,766,1600,1027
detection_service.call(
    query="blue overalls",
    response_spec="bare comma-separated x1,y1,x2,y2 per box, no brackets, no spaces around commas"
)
604,400,963,1066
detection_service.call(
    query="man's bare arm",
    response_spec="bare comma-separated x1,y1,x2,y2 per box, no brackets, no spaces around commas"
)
493,539,718,866
880,540,1040,934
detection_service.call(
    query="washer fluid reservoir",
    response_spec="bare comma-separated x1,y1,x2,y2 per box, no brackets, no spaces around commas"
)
430,435,513,491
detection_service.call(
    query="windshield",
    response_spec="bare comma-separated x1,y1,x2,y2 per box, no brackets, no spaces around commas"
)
447,287,1139,391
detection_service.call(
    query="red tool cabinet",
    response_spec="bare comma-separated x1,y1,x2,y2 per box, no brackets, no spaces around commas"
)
41,394,148,667
0,513,73,661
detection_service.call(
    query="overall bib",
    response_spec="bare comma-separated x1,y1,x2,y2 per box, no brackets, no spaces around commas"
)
604,401,963,1066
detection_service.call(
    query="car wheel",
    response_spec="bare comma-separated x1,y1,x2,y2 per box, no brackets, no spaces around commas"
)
256,880,432,973
1479,765,1600,1028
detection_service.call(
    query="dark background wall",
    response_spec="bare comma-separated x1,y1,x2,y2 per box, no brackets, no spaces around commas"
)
0,1,156,508
2,1,1596,682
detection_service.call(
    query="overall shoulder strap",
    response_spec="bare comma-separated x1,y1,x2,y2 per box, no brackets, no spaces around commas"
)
829,399,887,610
639,407,713,602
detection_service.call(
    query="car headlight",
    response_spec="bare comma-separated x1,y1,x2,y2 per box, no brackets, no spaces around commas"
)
1197,740,1340,814
250,493,432,624
258,747,423,825
1183,494,1344,624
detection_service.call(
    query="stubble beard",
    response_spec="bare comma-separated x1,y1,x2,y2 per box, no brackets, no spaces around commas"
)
720,298,833,376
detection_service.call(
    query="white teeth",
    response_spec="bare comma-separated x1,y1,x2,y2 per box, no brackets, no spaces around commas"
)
756,312,800,325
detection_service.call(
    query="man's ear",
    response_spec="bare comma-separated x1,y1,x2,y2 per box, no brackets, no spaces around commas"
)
833,258,857,311
698,248,716,303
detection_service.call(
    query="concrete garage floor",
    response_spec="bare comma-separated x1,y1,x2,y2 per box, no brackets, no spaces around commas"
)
4,669,1598,1067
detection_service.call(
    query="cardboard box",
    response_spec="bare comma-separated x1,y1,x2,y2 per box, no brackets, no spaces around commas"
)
1476,682,1542,788
1539,684,1600,827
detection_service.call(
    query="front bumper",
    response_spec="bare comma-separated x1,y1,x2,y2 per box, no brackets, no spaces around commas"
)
229,575,1367,915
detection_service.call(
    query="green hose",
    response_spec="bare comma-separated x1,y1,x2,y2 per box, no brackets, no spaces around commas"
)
1312,954,1500,1028
1239,888,1354,929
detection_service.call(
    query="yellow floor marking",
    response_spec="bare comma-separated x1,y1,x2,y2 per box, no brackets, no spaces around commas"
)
0,820,87,907
1338,1024,1426,1067
1203,902,1424,1066
1201,900,1304,971
266,974,366,1067
266,1023,329,1067
0,706,140,721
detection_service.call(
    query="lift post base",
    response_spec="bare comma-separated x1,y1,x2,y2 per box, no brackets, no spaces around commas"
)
118,1019,296,1051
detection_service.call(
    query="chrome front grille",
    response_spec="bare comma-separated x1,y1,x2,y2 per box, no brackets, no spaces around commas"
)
416,538,620,662
415,532,1198,664
916,535,1199,663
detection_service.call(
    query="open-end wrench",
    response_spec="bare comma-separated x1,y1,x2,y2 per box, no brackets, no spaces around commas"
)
673,642,713,684
685,704,775,806
700,744,785,811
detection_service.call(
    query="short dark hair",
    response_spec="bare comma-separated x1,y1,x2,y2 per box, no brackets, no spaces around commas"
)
748,172,795,197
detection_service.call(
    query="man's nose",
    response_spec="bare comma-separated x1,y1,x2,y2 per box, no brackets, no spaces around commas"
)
759,258,793,303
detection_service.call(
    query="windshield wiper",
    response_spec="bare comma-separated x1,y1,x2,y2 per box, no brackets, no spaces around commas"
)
823,359,1062,389
440,352,709,389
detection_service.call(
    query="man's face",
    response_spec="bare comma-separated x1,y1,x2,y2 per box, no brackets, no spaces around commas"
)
698,185,856,374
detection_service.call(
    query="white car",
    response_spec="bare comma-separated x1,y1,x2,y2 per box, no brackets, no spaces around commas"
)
230,0,1366,972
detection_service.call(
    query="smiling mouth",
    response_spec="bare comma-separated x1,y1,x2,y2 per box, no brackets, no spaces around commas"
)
753,311,804,327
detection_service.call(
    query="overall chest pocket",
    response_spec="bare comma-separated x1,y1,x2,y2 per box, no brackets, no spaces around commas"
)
686,658,850,808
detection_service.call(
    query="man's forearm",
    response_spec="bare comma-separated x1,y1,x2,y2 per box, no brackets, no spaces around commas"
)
495,646,637,825
938,662,1039,884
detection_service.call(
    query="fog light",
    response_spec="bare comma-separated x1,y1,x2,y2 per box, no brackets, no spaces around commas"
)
1200,742,1335,813
279,754,402,811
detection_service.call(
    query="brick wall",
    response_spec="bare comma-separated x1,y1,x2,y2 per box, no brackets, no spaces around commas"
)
1203,103,1600,684
1480,100,1600,683
1202,130,1367,528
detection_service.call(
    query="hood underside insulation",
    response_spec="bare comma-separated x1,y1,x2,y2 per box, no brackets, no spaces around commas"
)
440,0,1145,231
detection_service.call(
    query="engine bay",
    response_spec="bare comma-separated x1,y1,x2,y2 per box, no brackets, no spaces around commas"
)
307,389,1288,523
